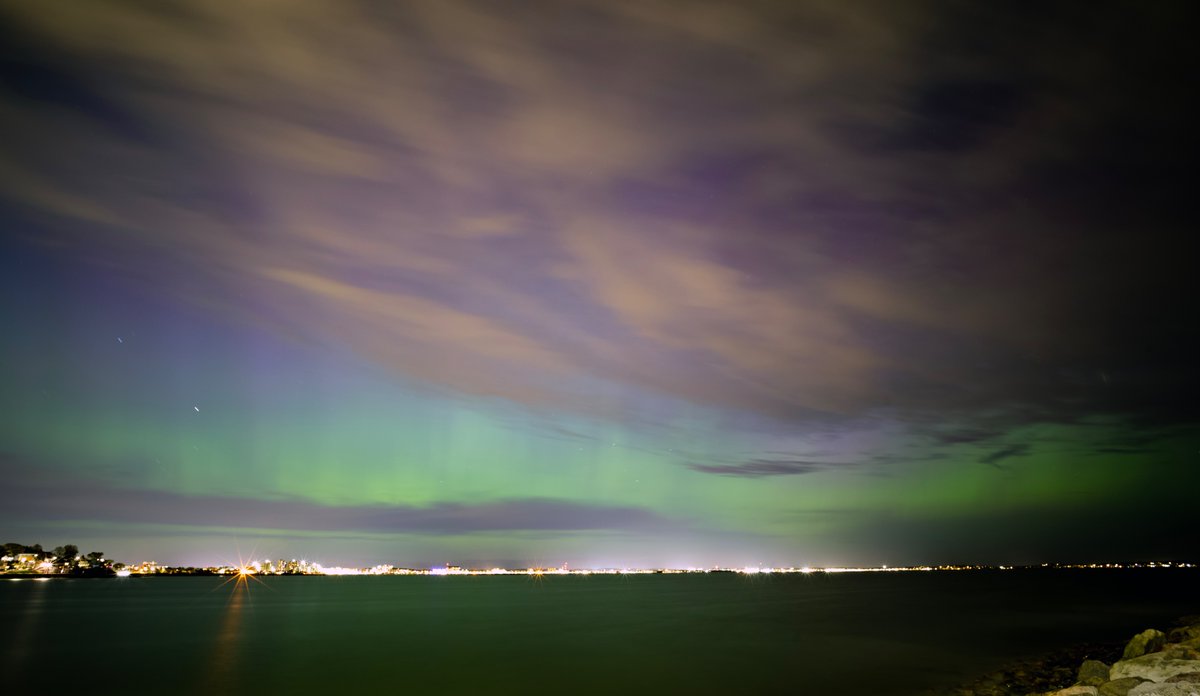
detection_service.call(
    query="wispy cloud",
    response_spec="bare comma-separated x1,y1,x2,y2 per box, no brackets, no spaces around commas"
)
931,428,1004,445
1091,446,1156,456
979,444,1030,468
686,458,853,478
2,482,680,535
0,0,1194,439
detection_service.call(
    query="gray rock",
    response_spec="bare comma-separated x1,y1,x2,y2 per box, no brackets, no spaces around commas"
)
1081,661,1114,686
1110,653,1200,683
1126,681,1200,695
1125,630,1169,660
1100,678,1149,696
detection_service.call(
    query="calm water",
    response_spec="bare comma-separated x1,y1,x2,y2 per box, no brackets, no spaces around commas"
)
2,570,1196,694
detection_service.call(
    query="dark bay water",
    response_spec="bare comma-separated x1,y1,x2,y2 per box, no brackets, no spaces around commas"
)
2,570,1196,694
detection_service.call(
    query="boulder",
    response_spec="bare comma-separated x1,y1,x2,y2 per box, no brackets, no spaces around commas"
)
1168,619,1200,644
1081,661,1114,686
1161,646,1200,661
1043,687,1098,696
1110,652,1200,683
1126,681,1200,695
1125,630,1169,660
1099,678,1149,696
1166,674,1200,684
1167,626,1200,644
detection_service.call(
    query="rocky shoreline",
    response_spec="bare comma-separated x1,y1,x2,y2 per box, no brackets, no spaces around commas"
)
953,617,1200,695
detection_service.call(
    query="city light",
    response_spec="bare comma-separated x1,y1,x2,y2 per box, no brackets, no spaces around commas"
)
4,550,1195,578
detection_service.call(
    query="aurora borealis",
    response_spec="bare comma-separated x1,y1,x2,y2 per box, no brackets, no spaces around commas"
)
0,1,1195,568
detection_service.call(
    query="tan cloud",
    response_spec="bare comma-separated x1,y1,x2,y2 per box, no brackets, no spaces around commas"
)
1,0,1135,429
454,213,526,238
260,267,567,369
558,222,881,413
0,156,123,231
237,120,388,179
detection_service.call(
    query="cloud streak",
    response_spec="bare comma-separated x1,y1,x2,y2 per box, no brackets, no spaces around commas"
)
1,483,679,536
686,458,853,478
979,444,1031,468
0,0,1192,437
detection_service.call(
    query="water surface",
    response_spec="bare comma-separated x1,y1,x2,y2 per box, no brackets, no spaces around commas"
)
2,570,1196,694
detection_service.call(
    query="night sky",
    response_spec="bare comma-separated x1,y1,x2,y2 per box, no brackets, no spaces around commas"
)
1,1,1195,568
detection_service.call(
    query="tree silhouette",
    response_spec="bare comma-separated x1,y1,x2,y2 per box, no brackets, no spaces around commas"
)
3,541,122,575
53,544,79,568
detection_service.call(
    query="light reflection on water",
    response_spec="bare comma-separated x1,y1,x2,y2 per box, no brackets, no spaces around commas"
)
206,577,247,689
2,578,48,672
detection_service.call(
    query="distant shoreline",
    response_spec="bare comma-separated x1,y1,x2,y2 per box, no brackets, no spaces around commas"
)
5,565,1198,580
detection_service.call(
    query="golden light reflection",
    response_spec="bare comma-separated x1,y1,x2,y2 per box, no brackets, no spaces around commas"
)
206,576,246,689
2,577,48,673
204,551,270,690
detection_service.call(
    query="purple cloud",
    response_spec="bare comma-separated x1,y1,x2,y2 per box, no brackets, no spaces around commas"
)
0,0,1193,446
3,482,679,535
